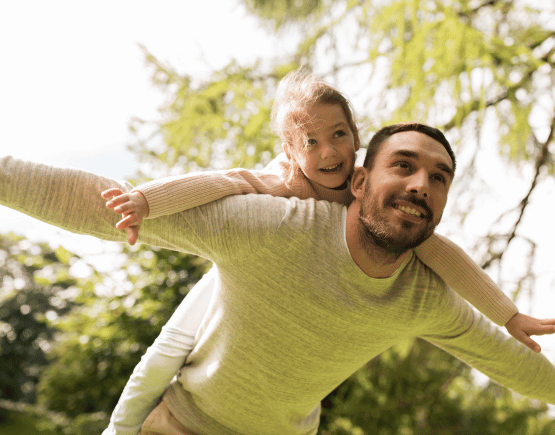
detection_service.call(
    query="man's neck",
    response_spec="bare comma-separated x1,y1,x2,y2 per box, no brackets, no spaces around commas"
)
345,205,410,279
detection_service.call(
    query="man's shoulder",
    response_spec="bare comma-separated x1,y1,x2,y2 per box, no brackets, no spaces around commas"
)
402,254,451,300
210,194,345,232
216,193,345,213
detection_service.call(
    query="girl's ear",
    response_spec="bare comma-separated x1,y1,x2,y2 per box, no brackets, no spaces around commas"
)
283,142,294,162
351,167,368,199
283,144,291,161
354,132,361,152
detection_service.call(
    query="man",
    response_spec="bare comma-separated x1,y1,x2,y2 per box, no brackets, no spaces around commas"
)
1,123,554,435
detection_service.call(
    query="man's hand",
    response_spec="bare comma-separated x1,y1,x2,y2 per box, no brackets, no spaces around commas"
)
505,313,555,353
101,188,150,245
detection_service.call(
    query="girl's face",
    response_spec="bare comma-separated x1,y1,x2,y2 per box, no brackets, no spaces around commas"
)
288,103,359,189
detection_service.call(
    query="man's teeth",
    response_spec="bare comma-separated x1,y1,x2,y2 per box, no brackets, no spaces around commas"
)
395,204,421,217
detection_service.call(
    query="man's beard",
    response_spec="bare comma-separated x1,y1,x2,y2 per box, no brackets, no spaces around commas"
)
358,188,437,258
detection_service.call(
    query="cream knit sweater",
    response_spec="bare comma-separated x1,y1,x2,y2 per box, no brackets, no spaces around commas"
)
136,154,517,326
1,156,554,435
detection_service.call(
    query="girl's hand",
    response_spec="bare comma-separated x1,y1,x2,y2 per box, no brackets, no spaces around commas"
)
101,188,150,245
505,313,555,353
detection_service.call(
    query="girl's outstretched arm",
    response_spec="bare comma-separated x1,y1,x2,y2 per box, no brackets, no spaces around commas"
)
101,153,350,245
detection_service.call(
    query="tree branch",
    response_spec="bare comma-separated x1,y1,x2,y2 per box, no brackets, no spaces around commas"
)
480,113,555,269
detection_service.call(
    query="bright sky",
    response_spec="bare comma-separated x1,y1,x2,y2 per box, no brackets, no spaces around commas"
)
0,1,287,175
1,1,555,363
0,0,294,252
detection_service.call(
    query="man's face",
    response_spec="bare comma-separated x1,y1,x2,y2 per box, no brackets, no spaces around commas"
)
356,131,454,254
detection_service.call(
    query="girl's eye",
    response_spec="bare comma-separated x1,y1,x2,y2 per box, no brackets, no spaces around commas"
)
334,130,346,138
306,139,317,147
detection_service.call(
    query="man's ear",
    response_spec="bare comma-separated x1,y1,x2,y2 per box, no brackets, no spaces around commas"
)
351,167,368,199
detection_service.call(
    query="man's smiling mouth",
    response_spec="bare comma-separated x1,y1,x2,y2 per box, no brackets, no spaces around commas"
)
393,204,423,218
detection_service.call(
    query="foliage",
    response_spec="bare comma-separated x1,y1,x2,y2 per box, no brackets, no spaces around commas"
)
242,0,324,29
0,234,81,404
128,0,555,295
3,0,555,433
37,243,209,421
129,54,289,182
0,234,209,432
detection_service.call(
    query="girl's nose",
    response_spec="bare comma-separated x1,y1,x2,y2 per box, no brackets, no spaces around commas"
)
321,142,337,158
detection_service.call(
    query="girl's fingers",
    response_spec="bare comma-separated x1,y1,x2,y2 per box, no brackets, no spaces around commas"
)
113,202,134,214
106,195,130,210
517,333,541,353
116,214,135,230
127,227,139,246
528,339,541,353
101,188,124,199
536,323,555,336
526,319,555,336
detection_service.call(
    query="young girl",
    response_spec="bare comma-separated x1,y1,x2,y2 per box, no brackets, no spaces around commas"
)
101,71,555,435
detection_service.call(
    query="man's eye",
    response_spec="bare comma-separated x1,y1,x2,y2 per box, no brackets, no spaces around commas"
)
396,162,410,170
432,174,446,184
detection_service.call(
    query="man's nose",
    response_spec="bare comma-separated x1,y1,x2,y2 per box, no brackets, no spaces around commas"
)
407,170,430,198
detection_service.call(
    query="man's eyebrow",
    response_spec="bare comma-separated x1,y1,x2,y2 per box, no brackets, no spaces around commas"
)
436,162,454,178
391,149,454,177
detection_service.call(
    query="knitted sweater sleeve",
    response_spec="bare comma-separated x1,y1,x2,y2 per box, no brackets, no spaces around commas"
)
0,156,223,254
414,233,518,326
136,154,306,219
0,156,129,242
422,287,555,404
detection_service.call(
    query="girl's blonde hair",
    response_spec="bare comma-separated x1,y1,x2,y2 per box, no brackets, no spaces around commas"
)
271,70,360,184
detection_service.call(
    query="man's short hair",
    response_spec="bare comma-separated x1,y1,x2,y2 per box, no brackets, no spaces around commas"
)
362,123,456,174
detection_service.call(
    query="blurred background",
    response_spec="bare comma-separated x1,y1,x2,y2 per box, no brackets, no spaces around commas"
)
1,0,555,433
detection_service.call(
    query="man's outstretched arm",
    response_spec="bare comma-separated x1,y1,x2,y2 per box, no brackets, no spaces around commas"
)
0,155,211,255
0,155,283,260
1,155,131,242
423,289,555,405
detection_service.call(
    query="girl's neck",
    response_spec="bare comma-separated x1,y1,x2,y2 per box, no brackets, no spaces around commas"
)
307,178,352,205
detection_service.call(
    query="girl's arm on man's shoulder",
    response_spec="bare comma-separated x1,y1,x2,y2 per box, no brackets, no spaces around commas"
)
136,154,295,220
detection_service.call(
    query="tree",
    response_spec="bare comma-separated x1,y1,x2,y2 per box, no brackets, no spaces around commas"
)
0,234,81,404
0,233,86,434
130,0,555,296
37,244,209,420
0,233,209,434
